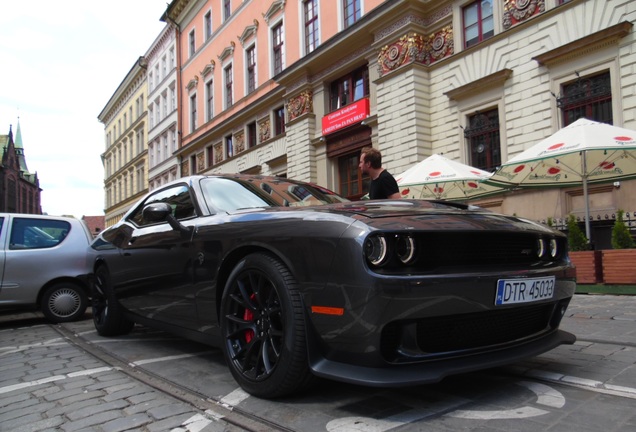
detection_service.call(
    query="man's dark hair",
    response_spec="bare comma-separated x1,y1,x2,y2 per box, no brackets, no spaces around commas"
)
361,147,382,169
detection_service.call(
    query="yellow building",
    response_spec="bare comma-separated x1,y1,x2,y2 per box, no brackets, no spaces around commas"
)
98,57,149,227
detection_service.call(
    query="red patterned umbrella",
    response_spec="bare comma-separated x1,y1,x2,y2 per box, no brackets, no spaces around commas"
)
487,118,636,240
396,154,502,201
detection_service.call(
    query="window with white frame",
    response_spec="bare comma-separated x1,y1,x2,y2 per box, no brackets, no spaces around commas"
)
189,29,196,57
343,0,361,29
190,93,197,132
246,45,256,93
463,0,494,48
206,79,214,121
204,10,212,40
272,21,284,75
304,0,319,53
223,0,231,21
225,134,233,158
464,108,501,172
224,64,233,108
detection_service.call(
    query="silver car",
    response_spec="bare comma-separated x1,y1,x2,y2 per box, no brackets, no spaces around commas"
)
0,213,93,322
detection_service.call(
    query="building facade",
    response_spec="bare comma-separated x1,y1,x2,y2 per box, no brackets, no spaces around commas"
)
147,23,181,191
101,0,634,247
0,122,41,214
98,57,149,227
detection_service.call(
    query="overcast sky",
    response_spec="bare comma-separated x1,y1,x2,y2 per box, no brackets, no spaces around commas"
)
0,1,167,218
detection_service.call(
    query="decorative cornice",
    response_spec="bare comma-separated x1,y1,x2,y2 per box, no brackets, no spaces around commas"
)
201,60,215,77
238,19,259,46
186,76,199,91
444,69,513,101
262,0,285,25
532,21,633,66
218,41,236,62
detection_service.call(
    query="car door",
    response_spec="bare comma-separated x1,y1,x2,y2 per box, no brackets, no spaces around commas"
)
108,184,200,329
0,216,73,308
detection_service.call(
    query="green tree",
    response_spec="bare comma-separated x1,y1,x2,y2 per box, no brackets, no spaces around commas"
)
567,214,589,251
611,210,635,249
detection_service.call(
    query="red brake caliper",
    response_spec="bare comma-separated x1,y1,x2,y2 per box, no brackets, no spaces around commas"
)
243,294,256,343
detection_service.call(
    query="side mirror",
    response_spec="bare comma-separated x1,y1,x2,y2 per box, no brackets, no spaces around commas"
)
143,202,193,237
142,202,172,222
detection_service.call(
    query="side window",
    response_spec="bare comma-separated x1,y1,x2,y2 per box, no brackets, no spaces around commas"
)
128,185,197,227
9,218,71,250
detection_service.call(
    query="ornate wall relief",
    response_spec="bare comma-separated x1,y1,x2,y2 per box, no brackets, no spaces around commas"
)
181,159,189,176
235,131,245,153
287,90,313,121
425,26,454,65
197,153,204,172
258,117,271,142
214,143,223,164
378,27,454,75
503,0,545,29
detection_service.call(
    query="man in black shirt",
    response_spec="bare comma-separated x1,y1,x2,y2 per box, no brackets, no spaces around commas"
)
359,147,401,200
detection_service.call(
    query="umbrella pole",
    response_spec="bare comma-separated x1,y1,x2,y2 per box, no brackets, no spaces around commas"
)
582,150,592,245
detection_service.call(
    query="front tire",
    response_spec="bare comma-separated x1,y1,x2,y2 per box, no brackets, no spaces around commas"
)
220,253,313,398
41,282,88,323
91,265,134,336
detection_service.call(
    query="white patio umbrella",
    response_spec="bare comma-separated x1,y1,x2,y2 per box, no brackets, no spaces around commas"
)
487,118,636,241
395,153,503,201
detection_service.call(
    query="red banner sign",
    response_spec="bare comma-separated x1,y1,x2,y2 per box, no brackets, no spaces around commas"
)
321,98,370,136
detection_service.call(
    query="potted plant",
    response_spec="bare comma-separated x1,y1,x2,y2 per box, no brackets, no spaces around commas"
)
566,214,600,284
602,210,636,284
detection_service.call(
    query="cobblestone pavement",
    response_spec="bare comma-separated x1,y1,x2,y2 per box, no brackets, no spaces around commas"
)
0,316,245,432
1,294,635,432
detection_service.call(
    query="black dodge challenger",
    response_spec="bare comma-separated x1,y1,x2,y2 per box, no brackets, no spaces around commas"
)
89,174,576,398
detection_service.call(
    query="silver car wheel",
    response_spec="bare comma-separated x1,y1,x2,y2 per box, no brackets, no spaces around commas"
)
47,288,82,318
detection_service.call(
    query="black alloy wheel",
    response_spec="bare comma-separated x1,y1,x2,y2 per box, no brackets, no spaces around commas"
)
220,253,313,398
91,265,134,336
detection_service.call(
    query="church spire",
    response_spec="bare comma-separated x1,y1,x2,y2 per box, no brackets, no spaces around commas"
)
14,118,29,173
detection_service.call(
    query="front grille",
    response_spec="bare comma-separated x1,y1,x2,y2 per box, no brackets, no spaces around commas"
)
381,303,557,360
418,232,545,268
416,303,554,353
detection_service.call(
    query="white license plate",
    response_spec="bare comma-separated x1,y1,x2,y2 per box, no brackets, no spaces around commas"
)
495,276,555,305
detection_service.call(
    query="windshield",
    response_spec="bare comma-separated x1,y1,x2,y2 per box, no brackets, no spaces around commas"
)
200,177,349,212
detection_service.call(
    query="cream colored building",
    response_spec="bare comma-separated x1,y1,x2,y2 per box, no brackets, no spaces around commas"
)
147,23,180,191
98,57,149,227
154,0,635,249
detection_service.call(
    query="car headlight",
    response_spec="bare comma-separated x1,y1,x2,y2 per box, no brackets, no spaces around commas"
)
549,238,558,258
396,235,416,264
364,235,388,266
537,238,547,258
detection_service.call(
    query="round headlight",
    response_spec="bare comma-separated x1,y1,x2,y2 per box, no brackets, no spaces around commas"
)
549,238,558,258
364,235,388,266
537,238,546,258
396,235,416,264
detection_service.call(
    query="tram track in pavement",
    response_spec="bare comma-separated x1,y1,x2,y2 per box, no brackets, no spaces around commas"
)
51,323,294,432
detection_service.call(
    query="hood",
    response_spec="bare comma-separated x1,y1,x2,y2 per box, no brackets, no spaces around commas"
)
312,199,560,235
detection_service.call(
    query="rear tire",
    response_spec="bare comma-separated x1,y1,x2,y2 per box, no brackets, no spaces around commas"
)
41,282,88,323
91,265,134,336
220,253,313,398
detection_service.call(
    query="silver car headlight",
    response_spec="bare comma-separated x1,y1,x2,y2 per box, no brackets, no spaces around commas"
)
537,238,547,258
549,238,558,258
364,235,388,267
396,235,416,264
